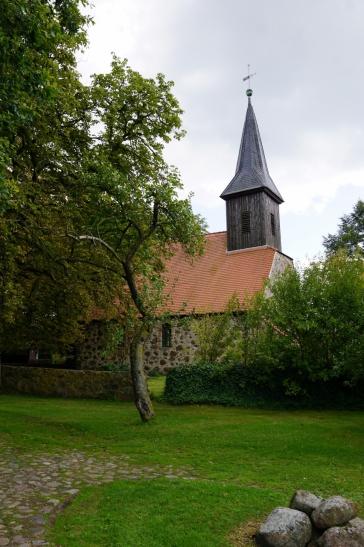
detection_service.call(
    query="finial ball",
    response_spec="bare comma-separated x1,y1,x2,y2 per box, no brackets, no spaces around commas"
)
246,89,253,97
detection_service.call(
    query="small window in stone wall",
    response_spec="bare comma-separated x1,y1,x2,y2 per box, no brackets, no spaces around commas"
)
162,323,172,348
271,213,276,236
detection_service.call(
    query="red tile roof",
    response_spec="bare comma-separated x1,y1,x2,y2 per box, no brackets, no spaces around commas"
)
162,231,276,314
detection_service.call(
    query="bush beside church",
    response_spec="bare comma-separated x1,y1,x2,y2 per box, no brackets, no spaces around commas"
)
164,362,364,409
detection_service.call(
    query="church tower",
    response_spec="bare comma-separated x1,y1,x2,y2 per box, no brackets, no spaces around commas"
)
220,90,283,252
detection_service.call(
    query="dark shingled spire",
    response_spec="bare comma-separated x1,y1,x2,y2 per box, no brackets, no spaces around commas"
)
220,97,283,203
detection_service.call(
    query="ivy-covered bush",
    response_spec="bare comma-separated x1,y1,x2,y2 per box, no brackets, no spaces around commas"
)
164,362,364,409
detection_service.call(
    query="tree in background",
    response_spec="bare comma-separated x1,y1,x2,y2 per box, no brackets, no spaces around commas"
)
323,200,364,256
259,252,364,392
0,0,102,353
192,252,364,400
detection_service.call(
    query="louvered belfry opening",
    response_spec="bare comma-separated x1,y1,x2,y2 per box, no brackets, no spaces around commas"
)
271,213,276,236
220,93,283,252
242,211,251,234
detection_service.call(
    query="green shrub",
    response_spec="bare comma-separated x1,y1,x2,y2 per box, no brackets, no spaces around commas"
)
164,362,364,409
186,252,364,404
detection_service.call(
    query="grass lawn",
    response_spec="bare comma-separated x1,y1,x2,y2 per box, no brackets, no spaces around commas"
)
149,375,167,400
0,385,363,546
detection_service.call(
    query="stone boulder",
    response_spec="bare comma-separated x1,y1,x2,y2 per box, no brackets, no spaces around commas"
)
256,507,312,547
317,517,364,546
312,496,357,529
290,490,322,515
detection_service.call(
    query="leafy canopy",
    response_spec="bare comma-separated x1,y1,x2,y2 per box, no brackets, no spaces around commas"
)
0,3,206,356
323,200,364,256
192,253,364,395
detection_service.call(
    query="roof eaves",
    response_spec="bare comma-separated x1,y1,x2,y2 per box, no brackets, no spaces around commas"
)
220,185,284,204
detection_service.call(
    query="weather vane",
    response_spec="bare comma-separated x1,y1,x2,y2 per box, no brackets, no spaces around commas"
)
243,64,256,97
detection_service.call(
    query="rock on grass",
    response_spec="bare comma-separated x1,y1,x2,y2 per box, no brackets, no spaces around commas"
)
312,496,357,529
317,517,364,546
256,507,312,547
290,491,322,515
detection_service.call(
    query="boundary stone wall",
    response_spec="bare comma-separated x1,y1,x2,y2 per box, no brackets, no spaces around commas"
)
0,365,133,401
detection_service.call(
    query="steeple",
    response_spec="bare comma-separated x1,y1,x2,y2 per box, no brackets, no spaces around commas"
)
221,93,283,203
221,89,283,252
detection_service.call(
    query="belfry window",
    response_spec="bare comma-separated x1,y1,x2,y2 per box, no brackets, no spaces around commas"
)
271,213,276,236
242,211,251,234
162,323,172,348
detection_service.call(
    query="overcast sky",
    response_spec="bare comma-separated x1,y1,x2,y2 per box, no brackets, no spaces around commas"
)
78,0,364,262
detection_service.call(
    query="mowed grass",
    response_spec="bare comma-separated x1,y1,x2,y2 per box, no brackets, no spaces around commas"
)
149,375,166,400
0,391,363,546
51,479,282,547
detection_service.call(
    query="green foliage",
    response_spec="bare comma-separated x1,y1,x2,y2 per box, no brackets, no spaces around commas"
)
0,0,90,143
190,313,235,364
0,3,206,361
190,294,265,365
0,0,99,351
260,252,364,387
175,253,364,407
100,361,130,373
165,363,251,406
76,56,207,322
323,200,364,256
164,362,364,409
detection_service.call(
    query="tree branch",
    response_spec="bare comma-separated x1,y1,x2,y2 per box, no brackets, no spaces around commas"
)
68,233,148,318
68,234,124,265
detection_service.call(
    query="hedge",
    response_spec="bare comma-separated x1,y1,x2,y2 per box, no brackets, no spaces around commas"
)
164,363,364,409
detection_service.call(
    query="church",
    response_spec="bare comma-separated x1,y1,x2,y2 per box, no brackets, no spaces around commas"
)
78,88,292,374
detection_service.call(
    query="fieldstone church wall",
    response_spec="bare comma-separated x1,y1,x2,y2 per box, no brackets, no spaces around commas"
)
76,319,198,375
76,321,129,371
143,320,198,375
77,321,108,370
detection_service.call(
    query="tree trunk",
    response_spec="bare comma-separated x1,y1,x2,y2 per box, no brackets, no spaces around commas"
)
130,337,154,422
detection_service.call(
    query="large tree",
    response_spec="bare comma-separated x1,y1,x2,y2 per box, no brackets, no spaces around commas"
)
1,2,206,420
0,0,104,352
72,58,206,421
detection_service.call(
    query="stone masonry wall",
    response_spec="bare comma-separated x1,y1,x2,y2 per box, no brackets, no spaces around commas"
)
143,320,198,375
76,319,198,375
77,321,129,371
0,365,133,401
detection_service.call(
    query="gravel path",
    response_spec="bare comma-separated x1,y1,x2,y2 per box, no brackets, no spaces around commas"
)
0,441,195,546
